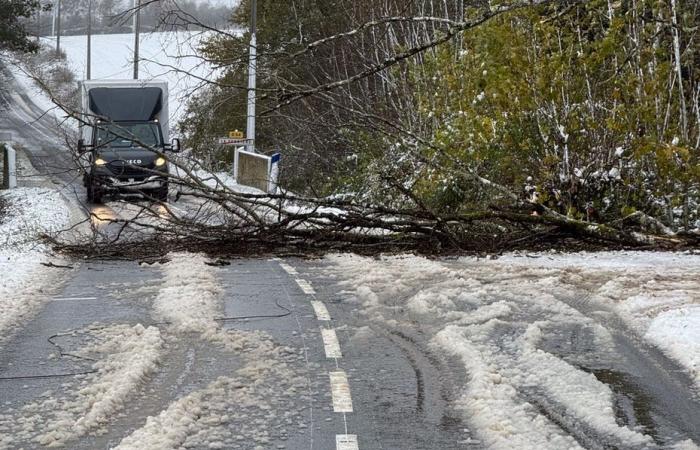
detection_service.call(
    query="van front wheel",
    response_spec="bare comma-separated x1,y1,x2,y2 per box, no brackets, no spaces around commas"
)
87,178,103,204
152,185,168,202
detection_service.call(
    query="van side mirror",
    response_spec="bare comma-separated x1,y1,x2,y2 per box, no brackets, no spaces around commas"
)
170,138,181,153
78,139,86,153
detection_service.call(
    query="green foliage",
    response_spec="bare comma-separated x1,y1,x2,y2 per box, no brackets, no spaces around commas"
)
395,1,700,227
181,0,358,193
182,0,699,228
0,0,42,52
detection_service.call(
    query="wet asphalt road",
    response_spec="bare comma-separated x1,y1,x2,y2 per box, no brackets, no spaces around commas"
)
2,256,698,449
0,64,79,188
0,258,470,449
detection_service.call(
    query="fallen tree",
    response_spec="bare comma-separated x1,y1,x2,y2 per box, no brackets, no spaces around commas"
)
46,158,700,260
13,0,699,259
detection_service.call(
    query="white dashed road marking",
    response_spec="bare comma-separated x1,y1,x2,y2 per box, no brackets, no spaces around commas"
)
329,371,353,413
311,301,331,321
279,263,358,446
295,278,316,294
52,297,98,302
280,263,298,275
321,328,342,358
336,434,359,450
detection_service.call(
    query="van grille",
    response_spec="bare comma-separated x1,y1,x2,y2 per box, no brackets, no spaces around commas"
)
107,161,154,179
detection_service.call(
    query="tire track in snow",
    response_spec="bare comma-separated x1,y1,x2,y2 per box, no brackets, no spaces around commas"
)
321,254,692,449
0,323,164,449
112,254,309,449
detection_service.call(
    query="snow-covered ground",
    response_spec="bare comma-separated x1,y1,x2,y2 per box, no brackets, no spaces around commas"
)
492,251,700,385
322,251,700,449
0,188,72,343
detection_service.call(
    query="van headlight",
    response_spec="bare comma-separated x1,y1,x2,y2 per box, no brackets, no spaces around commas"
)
155,157,166,166
94,158,107,166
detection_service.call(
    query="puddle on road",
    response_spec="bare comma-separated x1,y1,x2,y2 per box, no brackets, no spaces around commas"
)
89,205,118,227
536,322,687,446
589,369,658,441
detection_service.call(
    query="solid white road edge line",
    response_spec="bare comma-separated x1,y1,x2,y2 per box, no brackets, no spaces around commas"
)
321,328,342,358
329,371,353,413
336,434,359,450
311,301,331,321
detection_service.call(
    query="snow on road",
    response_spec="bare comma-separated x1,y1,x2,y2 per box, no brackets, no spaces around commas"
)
114,335,306,450
494,251,700,387
0,253,308,449
0,188,72,343
114,254,308,449
153,252,223,337
0,324,164,448
323,251,700,449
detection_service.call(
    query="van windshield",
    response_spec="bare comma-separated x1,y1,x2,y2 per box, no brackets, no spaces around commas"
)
96,123,162,148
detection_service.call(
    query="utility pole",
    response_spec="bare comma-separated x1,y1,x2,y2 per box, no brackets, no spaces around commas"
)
36,1,41,43
55,0,61,56
245,0,257,151
86,0,92,79
133,0,141,80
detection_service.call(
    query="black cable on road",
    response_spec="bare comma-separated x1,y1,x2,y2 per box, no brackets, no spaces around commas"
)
0,370,97,381
213,296,293,322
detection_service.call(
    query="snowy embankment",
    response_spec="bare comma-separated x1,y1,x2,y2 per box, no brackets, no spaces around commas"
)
0,188,71,342
323,251,700,449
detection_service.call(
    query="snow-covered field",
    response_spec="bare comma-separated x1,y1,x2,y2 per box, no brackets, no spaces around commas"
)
0,188,72,343
322,251,700,449
44,31,220,125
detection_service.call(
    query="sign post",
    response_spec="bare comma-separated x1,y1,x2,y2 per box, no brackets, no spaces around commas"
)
220,130,252,183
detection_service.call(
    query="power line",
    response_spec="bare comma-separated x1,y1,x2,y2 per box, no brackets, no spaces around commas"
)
55,0,61,55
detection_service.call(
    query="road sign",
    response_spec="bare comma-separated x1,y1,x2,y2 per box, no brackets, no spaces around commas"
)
235,149,269,192
234,149,281,193
269,152,280,193
219,137,253,146
229,130,244,139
